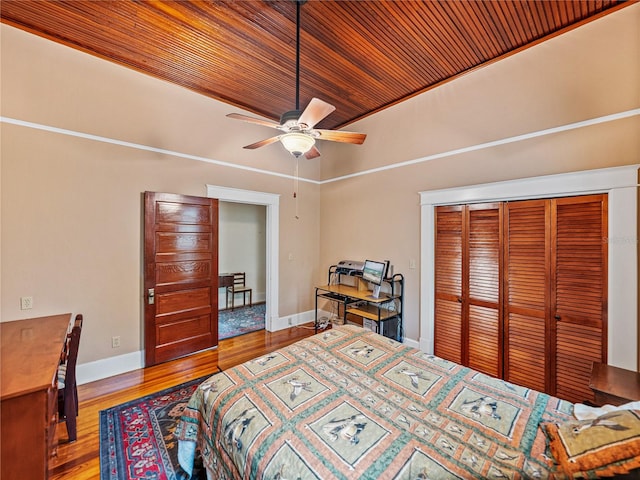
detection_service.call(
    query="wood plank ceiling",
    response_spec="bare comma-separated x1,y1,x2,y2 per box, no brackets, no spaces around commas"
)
1,0,629,130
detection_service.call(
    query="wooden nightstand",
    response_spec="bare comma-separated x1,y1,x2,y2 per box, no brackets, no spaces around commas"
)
589,362,640,406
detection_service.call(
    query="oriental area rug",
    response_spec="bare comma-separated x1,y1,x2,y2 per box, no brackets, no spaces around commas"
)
99,375,215,480
218,302,265,340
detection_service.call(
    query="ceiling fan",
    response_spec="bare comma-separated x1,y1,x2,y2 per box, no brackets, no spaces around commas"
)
226,0,366,159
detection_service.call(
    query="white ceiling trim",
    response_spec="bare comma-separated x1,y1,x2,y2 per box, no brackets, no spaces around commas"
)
322,109,640,184
0,116,319,184
3,108,638,184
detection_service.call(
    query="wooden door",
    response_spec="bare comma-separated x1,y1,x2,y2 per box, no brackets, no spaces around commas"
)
434,204,502,376
551,194,607,403
503,199,550,392
466,203,502,377
434,206,464,364
434,195,607,399
144,192,219,366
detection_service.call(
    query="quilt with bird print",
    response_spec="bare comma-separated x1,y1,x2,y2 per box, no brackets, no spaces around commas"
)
175,325,574,479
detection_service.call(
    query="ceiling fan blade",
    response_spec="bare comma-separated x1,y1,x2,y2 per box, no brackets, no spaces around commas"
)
315,129,367,145
227,113,281,129
298,98,336,129
305,145,321,160
243,136,281,150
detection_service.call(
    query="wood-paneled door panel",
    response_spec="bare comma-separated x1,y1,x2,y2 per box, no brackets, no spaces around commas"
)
466,204,502,377
434,301,463,364
434,194,607,403
434,204,502,376
504,199,549,392
144,192,219,367
552,194,607,403
434,206,463,364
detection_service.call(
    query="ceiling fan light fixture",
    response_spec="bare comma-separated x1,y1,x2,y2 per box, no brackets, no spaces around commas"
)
227,0,365,158
280,132,315,158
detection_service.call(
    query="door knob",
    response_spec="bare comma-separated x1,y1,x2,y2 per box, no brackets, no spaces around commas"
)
148,288,155,305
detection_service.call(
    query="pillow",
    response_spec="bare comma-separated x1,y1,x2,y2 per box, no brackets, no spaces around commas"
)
57,363,68,389
542,409,640,477
573,401,640,421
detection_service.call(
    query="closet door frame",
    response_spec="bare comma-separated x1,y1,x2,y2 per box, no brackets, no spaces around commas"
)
420,165,638,371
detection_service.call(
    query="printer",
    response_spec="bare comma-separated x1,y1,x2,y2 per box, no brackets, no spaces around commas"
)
336,260,364,274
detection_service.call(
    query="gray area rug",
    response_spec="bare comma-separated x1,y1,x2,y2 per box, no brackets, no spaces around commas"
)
218,302,265,339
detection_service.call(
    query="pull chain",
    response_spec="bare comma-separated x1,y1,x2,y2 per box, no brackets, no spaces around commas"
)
293,157,300,219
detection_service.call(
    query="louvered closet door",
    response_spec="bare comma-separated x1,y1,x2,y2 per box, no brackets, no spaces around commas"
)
552,194,607,404
466,204,502,377
434,206,464,364
504,200,549,392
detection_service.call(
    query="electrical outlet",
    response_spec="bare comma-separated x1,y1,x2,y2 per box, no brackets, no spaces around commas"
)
409,259,417,269
287,317,292,326
20,296,33,310
112,336,121,348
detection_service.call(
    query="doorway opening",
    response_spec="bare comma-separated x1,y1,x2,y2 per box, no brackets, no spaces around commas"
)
207,185,280,332
218,202,266,339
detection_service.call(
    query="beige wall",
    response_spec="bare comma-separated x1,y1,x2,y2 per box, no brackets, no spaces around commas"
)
218,202,267,306
320,4,640,342
2,4,639,376
1,24,322,367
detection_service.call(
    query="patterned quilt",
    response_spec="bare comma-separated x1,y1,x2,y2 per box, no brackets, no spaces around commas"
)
176,325,573,479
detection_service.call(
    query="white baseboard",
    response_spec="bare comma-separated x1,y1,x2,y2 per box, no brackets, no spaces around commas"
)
271,308,318,331
77,350,143,385
403,337,420,350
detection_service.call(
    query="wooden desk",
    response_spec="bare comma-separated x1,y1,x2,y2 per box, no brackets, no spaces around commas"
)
1,313,72,480
589,362,640,406
219,273,235,309
219,273,234,288
315,281,403,340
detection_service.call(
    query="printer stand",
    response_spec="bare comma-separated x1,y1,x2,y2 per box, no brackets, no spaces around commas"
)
315,265,404,341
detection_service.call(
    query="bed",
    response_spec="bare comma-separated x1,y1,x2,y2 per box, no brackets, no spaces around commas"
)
175,325,639,479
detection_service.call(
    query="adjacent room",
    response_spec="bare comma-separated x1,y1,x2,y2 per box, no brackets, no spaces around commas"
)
218,201,267,340
1,1,638,479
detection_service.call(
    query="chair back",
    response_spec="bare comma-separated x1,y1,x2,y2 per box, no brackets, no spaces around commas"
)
233,272,247,288
64,314,83,390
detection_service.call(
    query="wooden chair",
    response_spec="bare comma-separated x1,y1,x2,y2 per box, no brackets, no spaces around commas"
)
226,272,252,310
58,314,83,442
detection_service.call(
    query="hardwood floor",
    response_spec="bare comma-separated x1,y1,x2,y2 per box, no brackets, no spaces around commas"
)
49,324,317,479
